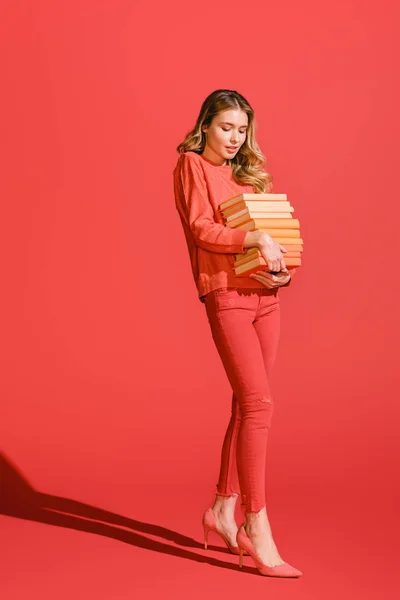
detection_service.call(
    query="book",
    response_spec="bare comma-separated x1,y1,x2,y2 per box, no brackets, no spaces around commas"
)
227,211,295,228
219,193,288,211
234,251,301,267
235,245,303,259
235,256,301,277
231,216,294,229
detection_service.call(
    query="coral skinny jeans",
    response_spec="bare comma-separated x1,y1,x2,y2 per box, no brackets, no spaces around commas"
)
203,287,281,514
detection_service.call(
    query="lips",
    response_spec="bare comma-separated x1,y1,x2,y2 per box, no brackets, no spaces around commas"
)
227,146,238,150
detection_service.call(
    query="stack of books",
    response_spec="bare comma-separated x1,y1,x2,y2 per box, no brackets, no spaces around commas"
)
218,193,303,277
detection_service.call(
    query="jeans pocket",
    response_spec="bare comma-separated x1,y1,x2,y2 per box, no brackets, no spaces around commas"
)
214,288,238,311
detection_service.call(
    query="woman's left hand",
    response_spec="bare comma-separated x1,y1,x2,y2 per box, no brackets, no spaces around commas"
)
249,267,291,289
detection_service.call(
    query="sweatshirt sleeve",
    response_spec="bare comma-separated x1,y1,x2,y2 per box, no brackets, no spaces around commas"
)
177,153,248,254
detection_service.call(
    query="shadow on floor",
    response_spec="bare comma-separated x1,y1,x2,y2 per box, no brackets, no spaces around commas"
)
0,451,252,574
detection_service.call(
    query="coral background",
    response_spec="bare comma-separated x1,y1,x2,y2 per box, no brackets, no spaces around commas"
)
1,1,399,598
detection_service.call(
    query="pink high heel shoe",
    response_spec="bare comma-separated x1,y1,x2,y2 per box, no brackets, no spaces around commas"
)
202,508,248,556
236,522,303,578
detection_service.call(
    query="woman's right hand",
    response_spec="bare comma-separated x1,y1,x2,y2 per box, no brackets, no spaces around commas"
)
258,232,287,272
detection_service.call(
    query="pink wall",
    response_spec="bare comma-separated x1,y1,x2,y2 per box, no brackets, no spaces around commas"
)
1,1,398,597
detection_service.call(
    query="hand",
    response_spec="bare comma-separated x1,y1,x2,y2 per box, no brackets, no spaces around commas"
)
249,267,291,289
259,233,287,272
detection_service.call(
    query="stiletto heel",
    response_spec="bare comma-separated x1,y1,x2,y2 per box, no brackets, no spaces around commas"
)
204,525,210,549
236,522,303,578
202,507,249,556
239,547,244,569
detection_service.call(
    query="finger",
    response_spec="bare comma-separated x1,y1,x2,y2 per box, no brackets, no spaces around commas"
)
258,273,276,285
259,276,275,288
262,270,274,279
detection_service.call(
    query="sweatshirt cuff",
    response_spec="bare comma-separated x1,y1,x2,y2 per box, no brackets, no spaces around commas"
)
227,227,248,253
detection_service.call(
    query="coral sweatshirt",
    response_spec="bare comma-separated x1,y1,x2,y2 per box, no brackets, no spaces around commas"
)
173,150,291,303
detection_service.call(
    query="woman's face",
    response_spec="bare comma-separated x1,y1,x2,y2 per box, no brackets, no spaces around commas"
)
202,109,248,165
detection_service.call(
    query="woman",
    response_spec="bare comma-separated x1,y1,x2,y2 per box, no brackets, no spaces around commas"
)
173,89,302,578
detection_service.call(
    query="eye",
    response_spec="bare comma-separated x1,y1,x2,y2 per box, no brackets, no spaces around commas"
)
222,127,247,134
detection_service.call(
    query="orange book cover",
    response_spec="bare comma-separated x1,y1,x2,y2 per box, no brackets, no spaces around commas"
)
235,244,303,261
224,208,296,222
257,236,303,245
219,193,288,211
222,201,292,216
234,251,301,267
242,229,301,238
234,256,301,276
231,215,294,229
226,217,300,228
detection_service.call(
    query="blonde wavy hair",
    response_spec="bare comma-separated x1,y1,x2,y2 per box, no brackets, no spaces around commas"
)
176,89,273,193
